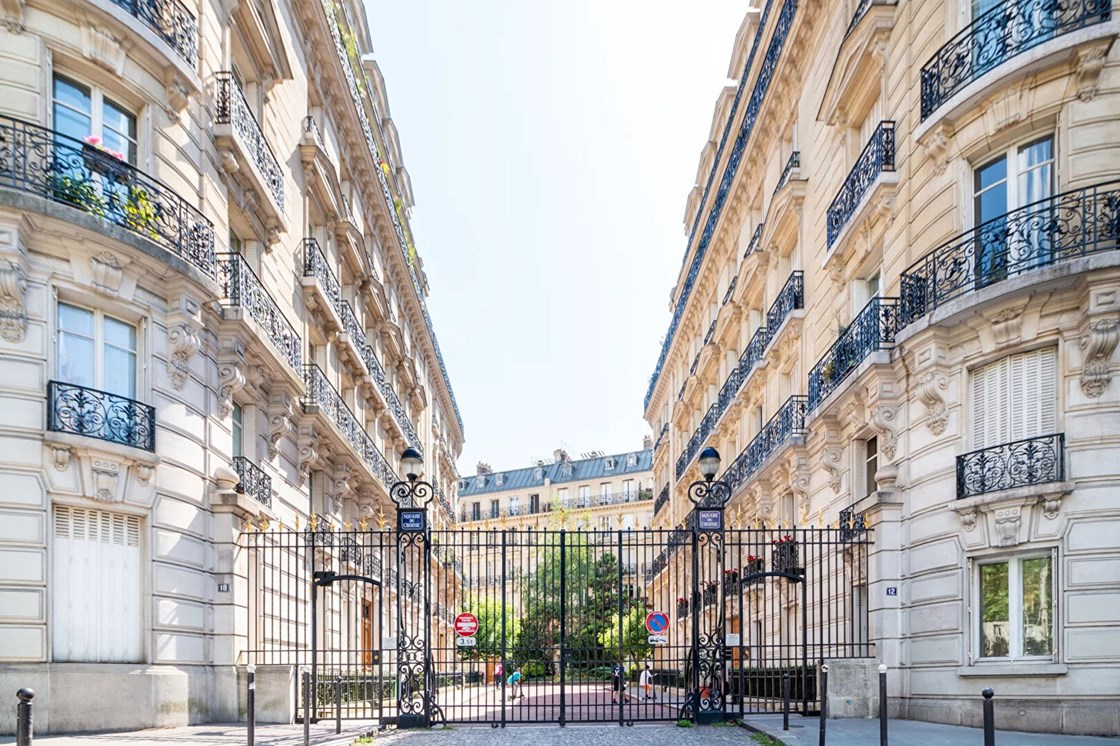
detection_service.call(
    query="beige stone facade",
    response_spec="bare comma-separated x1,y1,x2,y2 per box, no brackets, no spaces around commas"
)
0,0,464,733
643,0,1120,735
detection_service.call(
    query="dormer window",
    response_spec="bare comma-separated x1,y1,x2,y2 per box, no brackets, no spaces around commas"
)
605,458,615,472
496,474,504,487
627,453,638,467
477,476,486,488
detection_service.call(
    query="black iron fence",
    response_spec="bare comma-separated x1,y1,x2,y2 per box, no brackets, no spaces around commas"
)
827,121,895,248
47,380,155,451
111,0,198,66
808,297,900,411
920,0,1111,120
956,433,1065,499
0,115,216,277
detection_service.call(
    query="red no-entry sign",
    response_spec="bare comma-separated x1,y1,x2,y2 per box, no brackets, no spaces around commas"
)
454,612,479,637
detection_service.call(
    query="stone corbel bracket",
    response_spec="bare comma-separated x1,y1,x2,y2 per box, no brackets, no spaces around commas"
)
267,390,297,460
1080,317,1119,398
0,260,28,343
915,370,950,435
950,481,1074,549
869,403,901,461
167,323,202,391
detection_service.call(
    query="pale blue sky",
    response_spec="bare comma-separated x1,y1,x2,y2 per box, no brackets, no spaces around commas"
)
364,0,746,472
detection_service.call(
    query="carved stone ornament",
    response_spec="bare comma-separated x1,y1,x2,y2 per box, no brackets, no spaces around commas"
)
267,391,296,459
921,123,954,176
91,458,122,502
134,463,154,485
90,252,124,295
959,507,978,532
869,404,900,461
1040,494,1063,521
988,305,1025,348
167,324,201,391
1080,317,1119,398
334,463,353,499
297,424,322,486
52,446,71,471
165,78,190,122
1075,42,1110,102
216,359,246,419
915,370,950,435
1,0,25,33
821,442,844,493
0,260,28,342
993,506,1022,547
787,454,812,516
81,24,127,75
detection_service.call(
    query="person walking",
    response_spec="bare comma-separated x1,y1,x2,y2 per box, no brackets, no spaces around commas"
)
611,662,621,703
494,661,503,691
640,664,654,701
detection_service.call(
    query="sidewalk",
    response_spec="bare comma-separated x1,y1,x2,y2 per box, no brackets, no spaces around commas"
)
0,722,376,746
740,714,1120,745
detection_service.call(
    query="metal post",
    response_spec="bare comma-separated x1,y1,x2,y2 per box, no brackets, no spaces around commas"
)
782,672,791,731
982,688,995,746
818,664,828,746
15,688,34,746
617,530,624,727
335,676,342,734
246,665,256,746
878,664,887,746
558,530,566,727
500,530,507,729
302,669,311,746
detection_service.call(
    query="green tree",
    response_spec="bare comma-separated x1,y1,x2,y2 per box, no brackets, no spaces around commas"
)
460,597,519,662
569,552,620,663
599,600,653,667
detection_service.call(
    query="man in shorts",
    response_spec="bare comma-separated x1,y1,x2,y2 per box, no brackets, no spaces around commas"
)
506,667,524,701
640,664,655,701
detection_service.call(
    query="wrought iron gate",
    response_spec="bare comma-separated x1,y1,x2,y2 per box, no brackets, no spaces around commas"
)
242,516,871,726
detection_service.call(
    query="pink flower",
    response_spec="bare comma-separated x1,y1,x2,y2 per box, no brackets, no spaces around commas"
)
84,135,102,146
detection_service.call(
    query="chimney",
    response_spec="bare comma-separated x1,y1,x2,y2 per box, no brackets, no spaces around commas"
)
553,449,569,463
642,434,653,450
476,462,492,475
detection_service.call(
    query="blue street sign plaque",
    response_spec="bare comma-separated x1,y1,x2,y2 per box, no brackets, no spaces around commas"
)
698,509,723,531
399,509,426,532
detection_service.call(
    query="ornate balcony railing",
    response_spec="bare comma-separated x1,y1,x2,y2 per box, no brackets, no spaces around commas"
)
232,456,272,507
722,395,807,493
957,433,1064,499
654,422,670,451
339,301,367,350
0,116,216,278
677,381,687,402
654,485,670,516
214,72,285,211
689,351,701,376
718,366,741,413
772,540,801,575
808,297,900,411
703,319,718,346
826,120,895,248
839,504,867,543
434,484,454,524
740,327,767,374
744,222,765,259
900,181,1120,325
773,151,800,196
302,364,396,490
644,0,799,412
920,0,1111,121
301,238,342,311
765,271,804,344
110,0,198,66
218,254,302,373
847,0,897,36
47,380,155,452
722,276,739,305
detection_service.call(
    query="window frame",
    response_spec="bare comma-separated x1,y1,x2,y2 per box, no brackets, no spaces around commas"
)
55,300,140,399
970,549,1058,663
51,73,140,166
971,134,1055,227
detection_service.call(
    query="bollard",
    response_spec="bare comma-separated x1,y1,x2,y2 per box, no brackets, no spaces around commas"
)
246,664,256,746
982,688,995,746
15,688,34,746
819,664,828,746
782,672,791,731
302,669,311,746
335,676,342,734
878,664,888,746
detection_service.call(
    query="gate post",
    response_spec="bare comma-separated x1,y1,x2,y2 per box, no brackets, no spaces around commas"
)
501,530,507,729
558,530,567,727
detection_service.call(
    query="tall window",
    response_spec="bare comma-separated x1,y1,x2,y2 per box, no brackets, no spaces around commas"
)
622,479,634,499
971,348,1057,449
57,303,137,398
529,494,540,513
471,502,480,521
558,488,569,507
489,499,500,519
53,75,137,164
974,136,1054,285
509,496,520,516
232,403,244,458
578,485,590,507
53,506,142,662
600,483,611,504
976,554,1054,659
854,437,878,498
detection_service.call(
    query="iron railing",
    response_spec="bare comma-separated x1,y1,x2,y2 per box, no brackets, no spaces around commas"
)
301,238,343,311
740,327,767,376
689,351,701,376
900,181,1120,325
920,0,1111,120
110,0,198,66
765,271,804,344
838,504,868,542
232,456,272,507
718,365,741,413
957,433,1065,499
773,151,801,196
214,72,285,210
826,121,895,248
0,115,216,278
654,484,670,516
846,0,897,36
218,253,302,373
808,297,900,411
722,275,739,305
744,222,765,259
47,380,155,451
302,364,396,490
703,319,718,346
722,395,808,493
644,0,799,411
653,422,670,451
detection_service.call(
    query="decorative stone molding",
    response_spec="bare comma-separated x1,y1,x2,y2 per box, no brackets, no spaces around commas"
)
987,305,1027,349
920,122,954,176
1080,317,1119,398
267,391,296,459
915,370,950,435
1074,42,1110,102
1,0,25,32
992,505,1023,547
951,485,1071,549
786,453,812,516
81,24,128,76
1040,494,1063,521
333,462,353,499
52,446,71,471
357,487,376,518
167,324,201,391
297,424,323,486
869,404,900,461
134,463,154,485
874,463,899,493
217,358,246,419
958,506,978,531
91,458,122,502
90,252,125,295
0,260,28,342
164,78,190,122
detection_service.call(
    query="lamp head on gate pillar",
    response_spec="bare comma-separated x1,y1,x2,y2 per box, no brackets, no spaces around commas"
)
698,447,721,482
400,447,424,482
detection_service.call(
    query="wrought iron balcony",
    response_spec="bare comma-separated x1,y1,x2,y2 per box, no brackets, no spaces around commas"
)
808,297,900,411
110,0,198,66
654,422,670,451
301,238,342,313
0,116,216,278
838,504,867,542
765,271,804,345
740,327,767,375
434,485,454,524
722,276,739,305
920,0,1110,121
644,0,799,412
653,485,670,516
218,254,302,373
826,121,895,248
771,539,801,575
232,456,272,507
718,366,741,413
847,0,897,36
703,319,718,346
214,72,285,211
689,351,700,376
302,364,396,490
957,433,1065,500
899,181,1120,326
722,395,808,493
744,222,765,259
339,301,367,350
773,151,801,196
47,380,155,452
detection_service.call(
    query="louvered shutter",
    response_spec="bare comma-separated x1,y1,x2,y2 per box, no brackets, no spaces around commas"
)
971,348,1057,448
53,506,142,662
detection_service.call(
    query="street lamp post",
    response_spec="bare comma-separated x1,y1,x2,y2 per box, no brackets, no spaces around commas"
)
687,447,731,724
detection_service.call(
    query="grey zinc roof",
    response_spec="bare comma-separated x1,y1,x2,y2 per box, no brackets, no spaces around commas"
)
457,449,653,497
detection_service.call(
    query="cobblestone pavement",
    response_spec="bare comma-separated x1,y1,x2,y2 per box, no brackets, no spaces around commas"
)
0,722,374,746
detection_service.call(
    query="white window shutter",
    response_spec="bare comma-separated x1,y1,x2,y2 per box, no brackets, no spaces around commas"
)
972,348,1057,449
